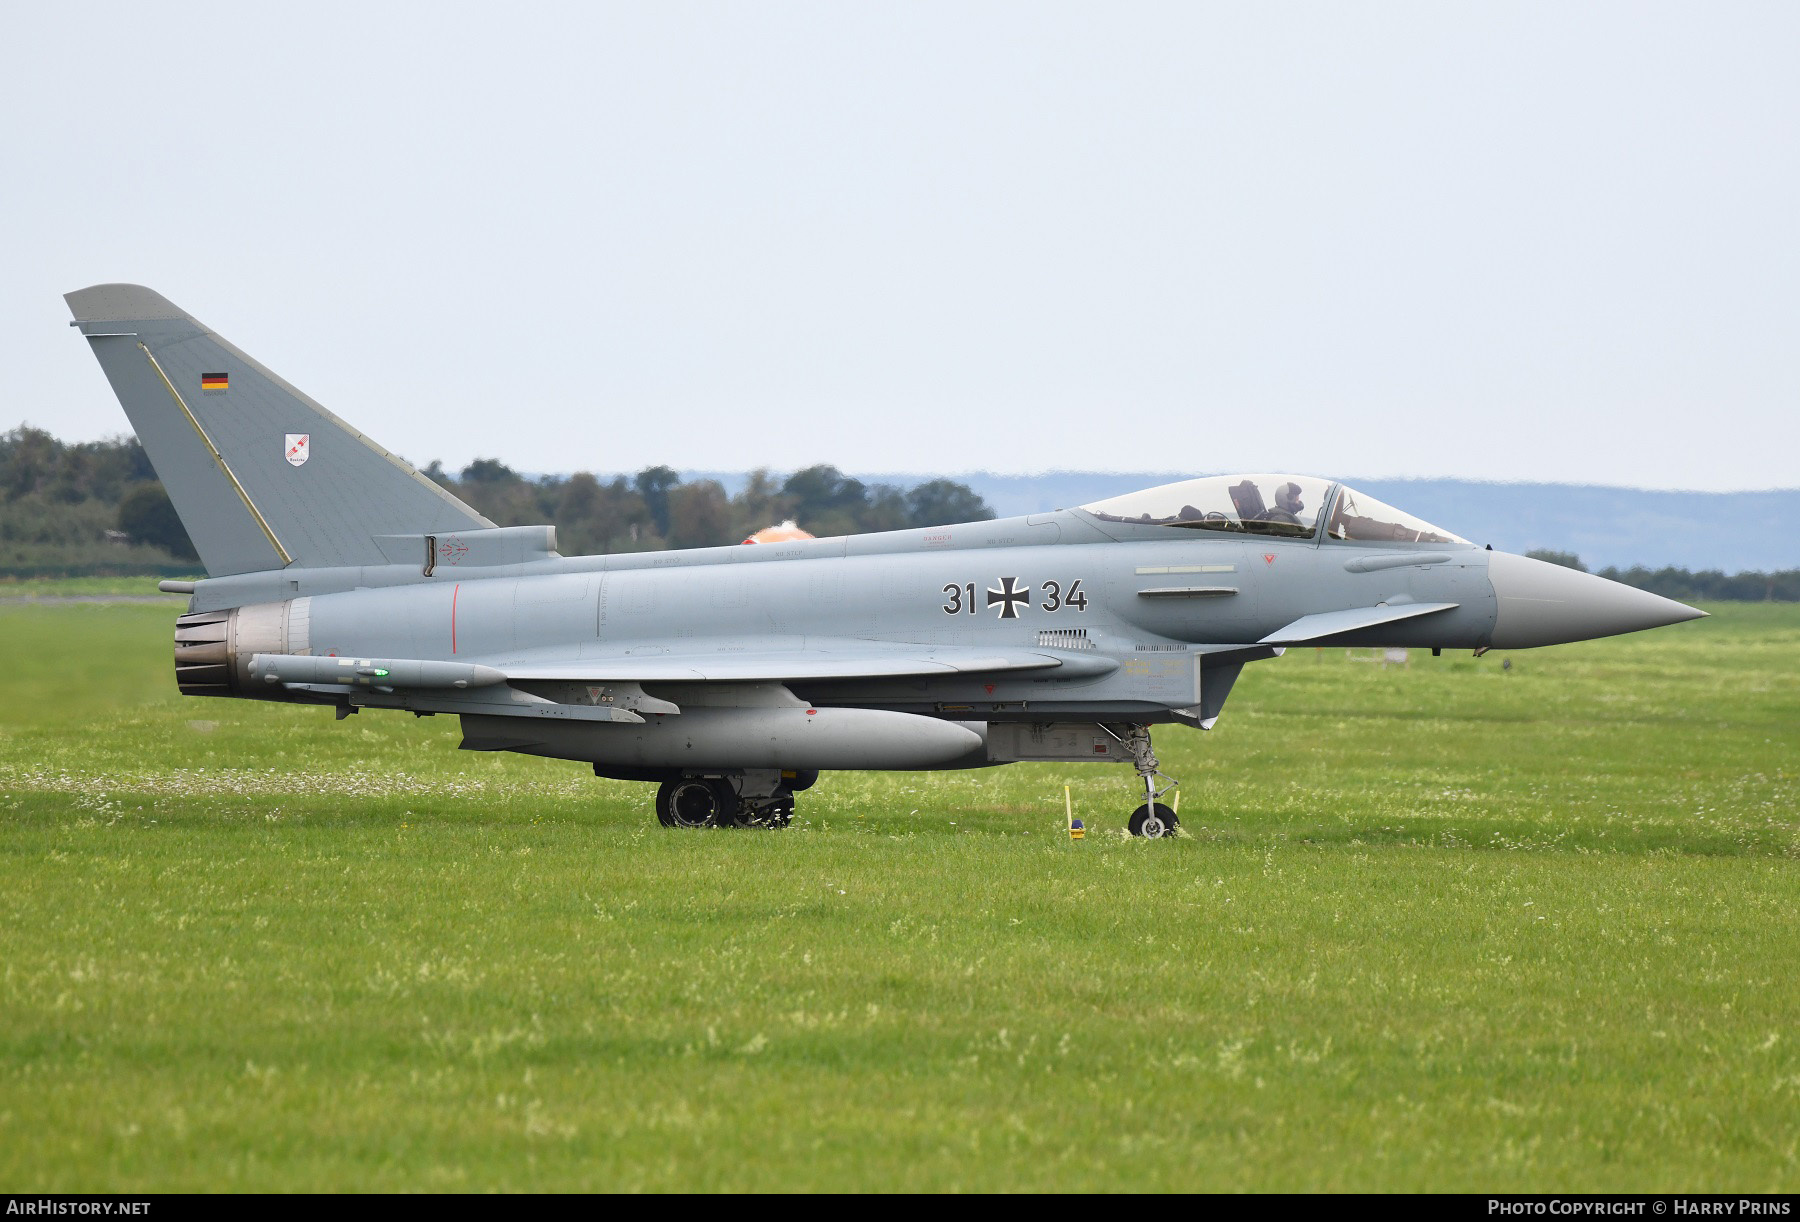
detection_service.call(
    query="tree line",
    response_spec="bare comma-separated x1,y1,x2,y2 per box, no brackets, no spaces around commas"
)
2,425,1794,598
1525,550,1800,603
420,457,991,556
0,426,992,576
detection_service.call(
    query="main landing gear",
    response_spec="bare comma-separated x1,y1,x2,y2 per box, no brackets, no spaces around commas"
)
654,770,815,830
650,732,1181,839
1103,723,1181,839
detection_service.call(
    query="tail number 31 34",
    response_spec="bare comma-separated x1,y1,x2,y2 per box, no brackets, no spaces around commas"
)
941,579,1087,616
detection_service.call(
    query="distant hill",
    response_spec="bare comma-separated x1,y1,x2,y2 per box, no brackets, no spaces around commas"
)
681,471,1800,573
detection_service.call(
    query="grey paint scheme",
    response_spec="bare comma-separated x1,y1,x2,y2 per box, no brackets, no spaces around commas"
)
65,284,490,576
66,285,1707,806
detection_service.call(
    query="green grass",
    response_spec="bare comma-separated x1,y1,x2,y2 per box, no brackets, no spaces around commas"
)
0,600,1796,1191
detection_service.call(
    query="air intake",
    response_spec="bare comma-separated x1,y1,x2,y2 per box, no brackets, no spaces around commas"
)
1035,628,1095,650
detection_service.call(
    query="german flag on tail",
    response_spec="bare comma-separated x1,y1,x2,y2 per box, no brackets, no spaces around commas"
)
200,372,229,393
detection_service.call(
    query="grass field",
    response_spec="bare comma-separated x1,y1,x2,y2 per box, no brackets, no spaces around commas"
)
0,596,1795,1192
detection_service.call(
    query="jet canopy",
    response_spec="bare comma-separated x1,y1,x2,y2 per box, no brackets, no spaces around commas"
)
1325,485,1467,545
1080,474,1467,544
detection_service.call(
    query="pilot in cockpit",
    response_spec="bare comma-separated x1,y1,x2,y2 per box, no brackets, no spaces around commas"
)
1272,481,1305,521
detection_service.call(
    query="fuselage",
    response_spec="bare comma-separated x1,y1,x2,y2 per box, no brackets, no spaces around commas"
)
291,514,1493,664
177,485,1698,737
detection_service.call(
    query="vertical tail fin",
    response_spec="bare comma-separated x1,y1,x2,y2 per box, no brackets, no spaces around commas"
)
65,284,492,576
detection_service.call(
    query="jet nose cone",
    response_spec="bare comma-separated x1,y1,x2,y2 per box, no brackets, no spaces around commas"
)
1487,552,1707,649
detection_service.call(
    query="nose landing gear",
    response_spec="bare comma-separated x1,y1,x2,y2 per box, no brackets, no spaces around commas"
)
1103,723,1181,839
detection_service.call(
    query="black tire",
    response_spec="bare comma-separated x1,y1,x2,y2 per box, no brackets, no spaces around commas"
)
656,778,735,828
711,780,751,828
1128,802,1180,838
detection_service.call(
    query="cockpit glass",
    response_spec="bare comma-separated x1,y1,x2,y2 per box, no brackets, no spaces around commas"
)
1326,486,1468,545
1080,474,1333,539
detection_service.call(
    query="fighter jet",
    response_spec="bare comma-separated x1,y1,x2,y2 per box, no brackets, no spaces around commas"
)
66,284,1706,836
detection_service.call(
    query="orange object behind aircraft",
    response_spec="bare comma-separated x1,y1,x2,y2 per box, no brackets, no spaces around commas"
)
743,520,815,545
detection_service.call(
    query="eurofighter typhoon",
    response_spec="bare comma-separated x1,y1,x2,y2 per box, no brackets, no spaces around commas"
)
66,285,1706,835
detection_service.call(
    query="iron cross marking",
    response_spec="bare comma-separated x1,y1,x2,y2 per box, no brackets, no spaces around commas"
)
987,577,1030,619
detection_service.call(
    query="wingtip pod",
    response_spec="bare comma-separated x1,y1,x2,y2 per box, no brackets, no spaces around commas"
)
1488,551,1707,648
65,283,192,325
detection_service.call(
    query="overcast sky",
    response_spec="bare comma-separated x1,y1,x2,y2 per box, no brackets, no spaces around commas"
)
4,2,1796,491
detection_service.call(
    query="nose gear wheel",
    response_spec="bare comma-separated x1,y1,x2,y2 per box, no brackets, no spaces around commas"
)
1100,723,1181,838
